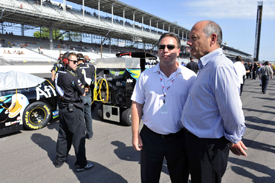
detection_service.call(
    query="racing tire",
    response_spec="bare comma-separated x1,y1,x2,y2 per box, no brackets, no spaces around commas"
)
121,108,131,126
23,101,52,130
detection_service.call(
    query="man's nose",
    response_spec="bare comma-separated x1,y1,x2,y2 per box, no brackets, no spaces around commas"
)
163,46,169,52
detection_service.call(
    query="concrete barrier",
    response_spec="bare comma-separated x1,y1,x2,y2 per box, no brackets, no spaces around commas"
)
0,65,52,74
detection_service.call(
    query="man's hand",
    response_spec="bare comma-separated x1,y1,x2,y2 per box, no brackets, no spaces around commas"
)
132,134,143,151
230,140,248,156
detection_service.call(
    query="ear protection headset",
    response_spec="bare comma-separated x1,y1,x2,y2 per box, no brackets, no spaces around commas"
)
77,57,86,63
62,52,70,65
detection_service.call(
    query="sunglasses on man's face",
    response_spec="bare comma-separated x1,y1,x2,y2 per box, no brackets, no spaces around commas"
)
69,59,78,64
158,44,176,50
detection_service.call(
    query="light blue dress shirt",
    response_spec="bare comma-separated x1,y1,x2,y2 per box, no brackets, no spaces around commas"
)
181,48,246,144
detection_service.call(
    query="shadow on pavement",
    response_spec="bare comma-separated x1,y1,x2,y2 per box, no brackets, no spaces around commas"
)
253,97,275,101
111,140,169,175
229,157,275,182
31,134,127,183
243,108,275,116
242,138,275,154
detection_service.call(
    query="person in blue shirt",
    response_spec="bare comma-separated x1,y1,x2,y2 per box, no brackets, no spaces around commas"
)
181,20,247,183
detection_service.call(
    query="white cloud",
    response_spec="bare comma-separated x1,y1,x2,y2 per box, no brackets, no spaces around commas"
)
182,0,275,19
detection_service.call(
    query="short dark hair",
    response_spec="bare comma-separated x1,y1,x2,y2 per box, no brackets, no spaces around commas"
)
235,56,242,61
203,21,222,46
67,52,77,60
158,33,181,48
265,61,269,65
190,57,194,61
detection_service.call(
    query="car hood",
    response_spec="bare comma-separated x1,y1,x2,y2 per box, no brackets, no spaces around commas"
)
0,70,45,91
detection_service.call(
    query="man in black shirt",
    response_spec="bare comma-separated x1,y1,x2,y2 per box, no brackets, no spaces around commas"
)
54,52,94,172
186,57,199,74
247,62,252,79
51,53,64,81
76,53,96,139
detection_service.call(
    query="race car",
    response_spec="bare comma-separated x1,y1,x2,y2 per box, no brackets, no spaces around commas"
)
0,71,58,136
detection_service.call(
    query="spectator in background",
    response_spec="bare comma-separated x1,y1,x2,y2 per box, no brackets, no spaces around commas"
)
252,62,258,80
186,56,199,74
244,62,250,80
84,55,90,63
259,61,273,94
20,4,23,9
233,56,246,96
247,62,252,79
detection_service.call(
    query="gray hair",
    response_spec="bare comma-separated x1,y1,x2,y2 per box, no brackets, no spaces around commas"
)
203,21,222,46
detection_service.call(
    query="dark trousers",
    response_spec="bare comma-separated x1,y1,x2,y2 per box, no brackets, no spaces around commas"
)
185,131,230,183
246,72,251,79
261,75,269,93
56,107,87,167
253,71,257,80
140,125,189,183
81,90,93,138
240,84,243,96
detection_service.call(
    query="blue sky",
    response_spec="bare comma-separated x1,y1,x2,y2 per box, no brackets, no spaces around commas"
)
118,0,275,61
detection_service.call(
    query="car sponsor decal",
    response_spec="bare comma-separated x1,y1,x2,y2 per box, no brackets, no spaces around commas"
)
36,85,57,100
109,70,126,76
126,69,141,80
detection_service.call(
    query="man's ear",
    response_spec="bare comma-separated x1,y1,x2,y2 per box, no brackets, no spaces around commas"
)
177,48,180,56
210,33,217,46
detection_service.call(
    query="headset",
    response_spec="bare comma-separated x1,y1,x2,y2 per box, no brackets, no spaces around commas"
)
62,52,70,65
77,57,86,63
77,53,86,63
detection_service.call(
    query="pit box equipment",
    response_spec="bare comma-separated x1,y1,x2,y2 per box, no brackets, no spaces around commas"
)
93,52,158,126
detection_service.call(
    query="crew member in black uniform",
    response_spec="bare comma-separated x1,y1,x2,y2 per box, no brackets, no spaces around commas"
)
54,52,94,172
51,53,64,81
76,53,96,140
186,56,199,74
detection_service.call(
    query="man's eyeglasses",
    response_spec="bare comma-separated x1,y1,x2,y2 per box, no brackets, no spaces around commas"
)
69,59,78,64
159,44,176,50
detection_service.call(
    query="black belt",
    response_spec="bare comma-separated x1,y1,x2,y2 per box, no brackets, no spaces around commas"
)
183,127,193,135
144,125,182,138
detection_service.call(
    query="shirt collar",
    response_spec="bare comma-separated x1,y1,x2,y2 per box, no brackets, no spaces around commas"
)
198,48,223,70
153,63,183,76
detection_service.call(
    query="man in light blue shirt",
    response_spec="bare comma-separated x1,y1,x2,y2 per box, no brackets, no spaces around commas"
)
181,20,247,183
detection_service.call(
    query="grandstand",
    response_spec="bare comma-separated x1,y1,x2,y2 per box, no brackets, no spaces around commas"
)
0,0,252,65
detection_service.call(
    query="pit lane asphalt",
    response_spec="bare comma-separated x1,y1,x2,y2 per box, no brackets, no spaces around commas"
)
0,74,275,183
